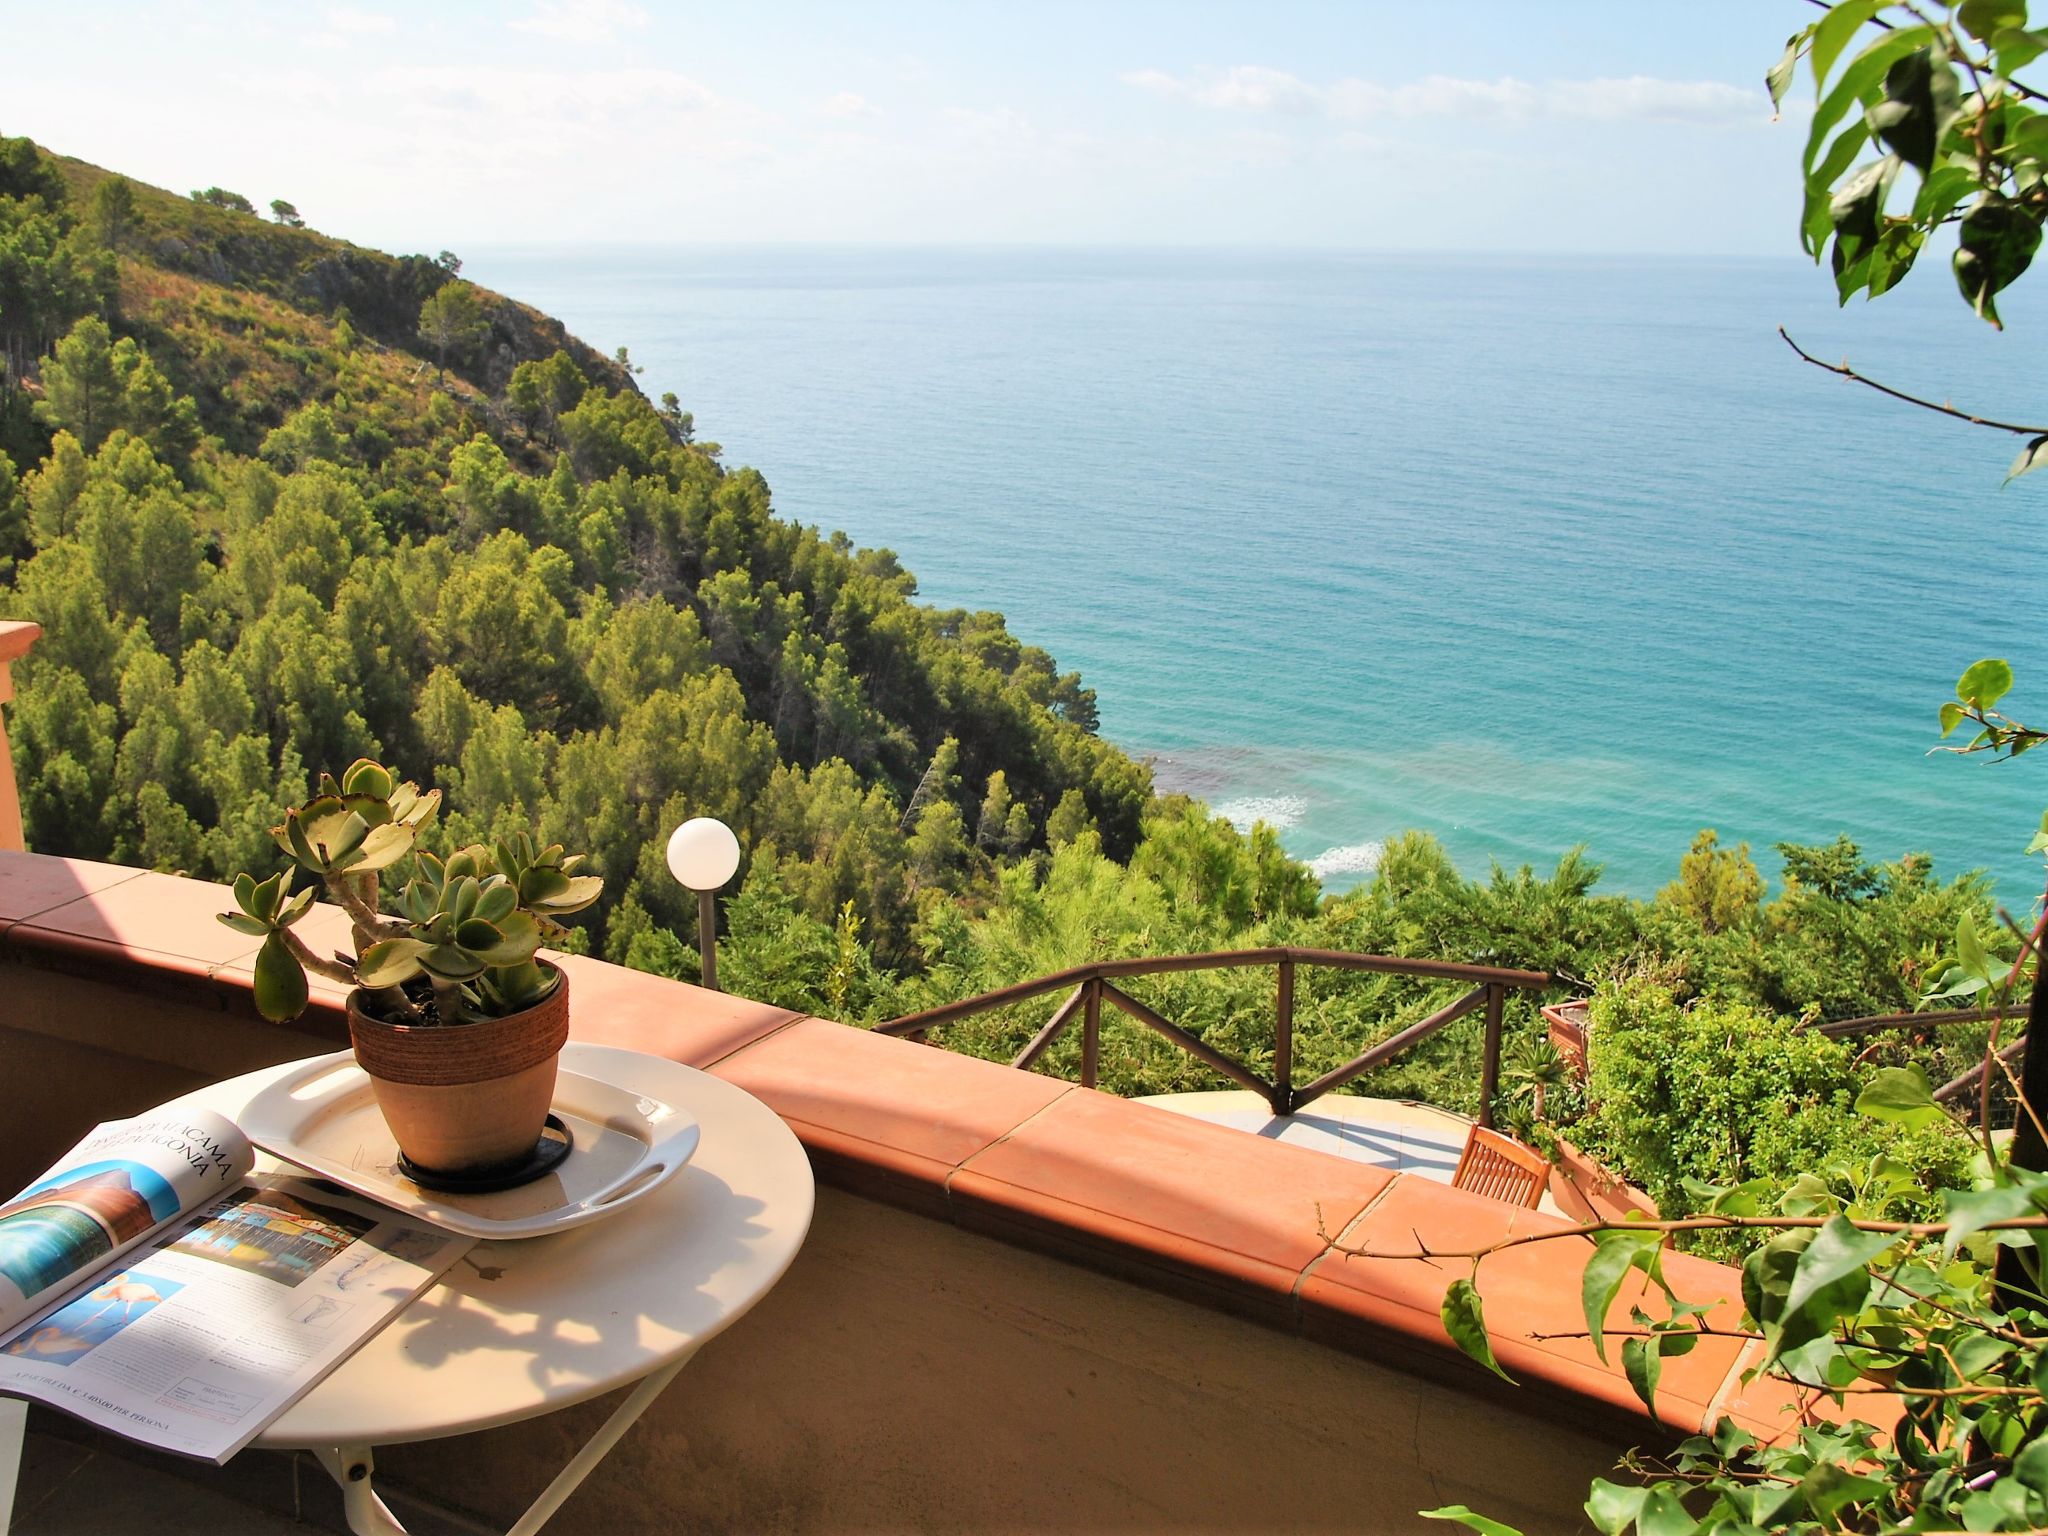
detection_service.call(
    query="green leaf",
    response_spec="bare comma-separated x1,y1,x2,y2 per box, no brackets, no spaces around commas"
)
2027,808,2048,853
1960,0,2028,42
470,910,543,967
217,912,271,938
1943,1176,2048,1255
455,917,505,952
1855,1063,1946,1128
1621,1334,1663,1419
481,958,559,1012
2016,1437,2048,1494
1910,160,1981,227
252,931,309,1023
1583,1480,1650,1536
1781,1213,1893,1323
419,944,489,983
1724,1480,1805,1527
1798,1462,1889,1521
355,937,433,989
1812,0,1890,89
352,821,416,873
518,866,574,907
474,883,518,925
1804,26,1937,182
532,873,604,915
1743,1229,1810,1326
1995,23,2048,72
1768,30,1809,110
1441,1278,1514,1383
1940,700,1969,736
341,758,395,800
1829,155,1900,298
1636,1487,1694,1536
1957,912,1998,987
1777,1172,1837,1216
1867,44,1961,175
1420,1508,1524,1536
2008,434,2048,484
294,799,370,869
1958,657,2015,710
1803,118,1873,250
1864,221,1924,296
1581,1230,1663,1364
1955,194,2043,326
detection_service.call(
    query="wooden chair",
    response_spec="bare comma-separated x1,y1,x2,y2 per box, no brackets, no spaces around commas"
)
1451,1125,1550,1210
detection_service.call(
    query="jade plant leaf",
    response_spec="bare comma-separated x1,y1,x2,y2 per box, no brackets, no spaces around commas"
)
252,931,309,1023
357,937,435,989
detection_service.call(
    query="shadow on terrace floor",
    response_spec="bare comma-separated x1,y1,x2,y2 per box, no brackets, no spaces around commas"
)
13,1407,516,1536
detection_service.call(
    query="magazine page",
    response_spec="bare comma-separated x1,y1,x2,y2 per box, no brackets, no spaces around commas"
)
0,1174,472,1462
0,1110,254,1338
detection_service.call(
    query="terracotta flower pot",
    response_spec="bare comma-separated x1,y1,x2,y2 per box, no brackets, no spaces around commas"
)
1540,999,1592,1080
348,964,570,1174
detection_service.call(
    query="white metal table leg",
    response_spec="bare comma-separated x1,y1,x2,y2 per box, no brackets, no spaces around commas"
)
504,1357,688,1536
309,1356,689,1536
0,1397,25,1536
312,1444,410,1536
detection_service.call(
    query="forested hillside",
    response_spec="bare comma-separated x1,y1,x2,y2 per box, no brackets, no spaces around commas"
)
0,135,1151,974
0,135,2009,1233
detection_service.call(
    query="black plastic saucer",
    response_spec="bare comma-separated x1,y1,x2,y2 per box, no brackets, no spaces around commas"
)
398,1114,574,1193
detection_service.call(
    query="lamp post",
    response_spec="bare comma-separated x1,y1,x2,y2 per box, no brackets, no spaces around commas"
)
666,817,741,992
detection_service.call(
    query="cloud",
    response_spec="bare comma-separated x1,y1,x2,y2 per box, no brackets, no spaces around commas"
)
250,61,769,189
1124,64,1320,114
326,7,395,34
819,91,880,119
369,64,714,120
507,0,648,43
1126,66,1766,126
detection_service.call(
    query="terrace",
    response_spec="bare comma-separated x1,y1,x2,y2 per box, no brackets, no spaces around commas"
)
0,623,1822,1534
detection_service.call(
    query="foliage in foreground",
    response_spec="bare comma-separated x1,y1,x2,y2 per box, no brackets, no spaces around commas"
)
1419,1064,2048,1535
1412,4,2048,1525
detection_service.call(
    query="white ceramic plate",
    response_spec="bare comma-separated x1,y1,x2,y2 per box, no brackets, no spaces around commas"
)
237,1049,701,1239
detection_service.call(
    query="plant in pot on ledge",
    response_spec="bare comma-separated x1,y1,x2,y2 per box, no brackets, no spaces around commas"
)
218,758,603,1180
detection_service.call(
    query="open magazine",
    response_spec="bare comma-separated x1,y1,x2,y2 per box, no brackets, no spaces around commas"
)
0,1109,471,1462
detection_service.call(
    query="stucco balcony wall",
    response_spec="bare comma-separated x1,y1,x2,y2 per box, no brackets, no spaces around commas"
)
0,851,1784,1533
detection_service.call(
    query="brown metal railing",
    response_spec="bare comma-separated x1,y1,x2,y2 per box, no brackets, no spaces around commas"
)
874,948,1551,1126
1809,1003,2030,1039
1804,1002,2030,1107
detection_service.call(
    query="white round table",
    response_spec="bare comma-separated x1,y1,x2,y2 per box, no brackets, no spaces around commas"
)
184,1043,812,1535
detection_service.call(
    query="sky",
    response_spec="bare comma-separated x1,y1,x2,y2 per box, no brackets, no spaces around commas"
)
3,0,1822,254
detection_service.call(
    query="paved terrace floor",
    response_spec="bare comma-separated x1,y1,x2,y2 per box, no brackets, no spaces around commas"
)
11,1413,485,1536
1138,1089,1569,1217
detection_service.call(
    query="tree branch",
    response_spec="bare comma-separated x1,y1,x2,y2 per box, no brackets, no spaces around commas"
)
1778,328,2048,436
278,926,357,987
327,880,406,946
1330,1210,2048,1266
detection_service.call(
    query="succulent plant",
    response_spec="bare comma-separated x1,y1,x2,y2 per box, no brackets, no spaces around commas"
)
219,758,602,1025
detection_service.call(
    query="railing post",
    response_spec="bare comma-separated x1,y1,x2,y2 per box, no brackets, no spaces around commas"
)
0,622,40,854
1478,982,1505,1129
1271,959,1295,1116
1081,978,1100,1091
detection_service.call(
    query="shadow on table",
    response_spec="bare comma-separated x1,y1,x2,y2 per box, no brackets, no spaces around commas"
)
388,1162,773,1408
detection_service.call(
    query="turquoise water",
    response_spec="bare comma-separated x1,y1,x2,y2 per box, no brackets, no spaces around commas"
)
464,246,2048,900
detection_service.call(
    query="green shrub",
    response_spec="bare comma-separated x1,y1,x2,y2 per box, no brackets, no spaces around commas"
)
1570,978,1972,1255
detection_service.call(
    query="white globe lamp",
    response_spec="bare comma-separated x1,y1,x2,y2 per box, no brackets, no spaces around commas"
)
666,817,741,991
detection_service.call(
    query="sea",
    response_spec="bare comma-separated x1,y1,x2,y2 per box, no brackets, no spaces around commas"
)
462,245,2048,902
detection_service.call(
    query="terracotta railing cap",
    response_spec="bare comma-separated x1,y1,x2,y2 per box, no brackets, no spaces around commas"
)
1,849,1812,1449
0,621,41,665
